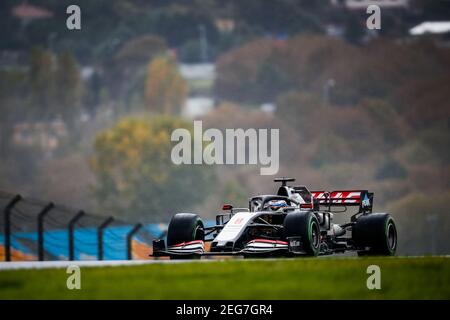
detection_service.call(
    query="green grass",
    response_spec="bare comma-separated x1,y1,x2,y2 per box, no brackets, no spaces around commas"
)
0,256,449,299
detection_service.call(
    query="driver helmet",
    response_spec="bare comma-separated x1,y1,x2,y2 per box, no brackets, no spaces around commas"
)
264,199,288,211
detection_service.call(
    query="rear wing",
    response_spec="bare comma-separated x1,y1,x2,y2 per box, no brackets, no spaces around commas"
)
311,190,373,213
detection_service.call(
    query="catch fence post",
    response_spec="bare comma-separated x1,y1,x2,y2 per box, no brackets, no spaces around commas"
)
68,210,85,261
97,217,114,260
37,202,54,261
3,195,22,261
126,223,142,260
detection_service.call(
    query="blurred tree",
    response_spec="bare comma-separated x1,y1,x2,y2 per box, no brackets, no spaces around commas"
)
106,34,167,106
275,91,324,140
91,116,214,221
0,68,43,187
309,134,354,168
0,69,27,157
416,127,450,166
232,0,324,35
389,192,450,255
215,35,450,108
358,98,409,147
215,38,282,103
114,34,167,69
144,56,188,114
222,180,247,207
393,73,450,131
343,12,365,44
29,48,84,127
29,47,56,120
255,61,291,103
375,157,408,180
55,52,83,129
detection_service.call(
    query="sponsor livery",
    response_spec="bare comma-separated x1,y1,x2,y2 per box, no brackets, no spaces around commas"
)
311,191,365,204
167,240,205,254
243,239,288,253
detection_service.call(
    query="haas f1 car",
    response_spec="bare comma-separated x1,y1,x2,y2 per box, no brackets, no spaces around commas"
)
152,178,397,258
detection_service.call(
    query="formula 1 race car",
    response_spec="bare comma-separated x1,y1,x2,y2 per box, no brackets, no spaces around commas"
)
152,178,397,258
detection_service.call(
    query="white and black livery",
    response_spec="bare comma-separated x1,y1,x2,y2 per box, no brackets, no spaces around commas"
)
152,178,397,258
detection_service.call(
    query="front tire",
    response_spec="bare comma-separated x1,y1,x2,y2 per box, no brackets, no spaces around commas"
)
353,213,397,256
167,213,204,246
284,211,320,256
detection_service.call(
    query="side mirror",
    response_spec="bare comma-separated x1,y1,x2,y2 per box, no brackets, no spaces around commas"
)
222,204,233,211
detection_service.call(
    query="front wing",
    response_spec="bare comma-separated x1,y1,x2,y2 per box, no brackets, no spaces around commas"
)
151,238,308,258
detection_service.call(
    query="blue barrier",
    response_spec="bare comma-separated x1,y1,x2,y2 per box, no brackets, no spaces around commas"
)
0,223,167,260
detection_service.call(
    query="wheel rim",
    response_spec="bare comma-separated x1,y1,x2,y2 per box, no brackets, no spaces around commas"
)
194,224,204,241
386,221,397,251
310,220,319,249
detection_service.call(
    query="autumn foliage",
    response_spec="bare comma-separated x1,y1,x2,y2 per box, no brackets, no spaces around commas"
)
91,116,213,220
145,56,188,114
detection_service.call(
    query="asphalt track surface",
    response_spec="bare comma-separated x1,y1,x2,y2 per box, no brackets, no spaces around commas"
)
0,252,362,270
0,259,220,270
2,254,446,270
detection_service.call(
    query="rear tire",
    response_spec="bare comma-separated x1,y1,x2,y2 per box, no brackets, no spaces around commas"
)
167,213,204,259
284,211,320,256
353,213,397,256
